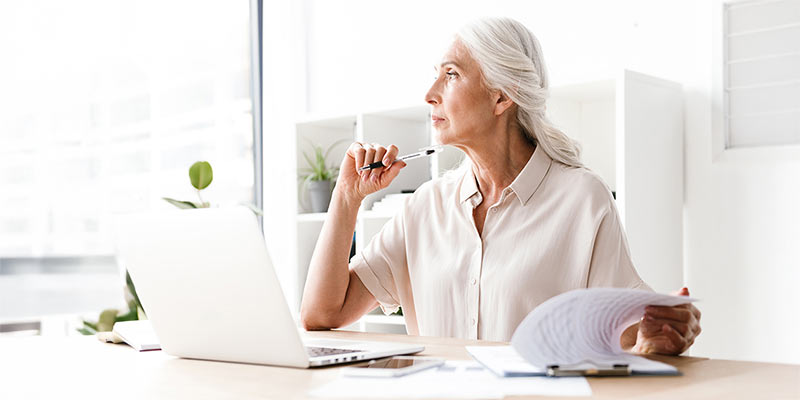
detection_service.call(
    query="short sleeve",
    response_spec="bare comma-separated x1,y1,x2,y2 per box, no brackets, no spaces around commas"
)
586,202,653,291
350,206,409,315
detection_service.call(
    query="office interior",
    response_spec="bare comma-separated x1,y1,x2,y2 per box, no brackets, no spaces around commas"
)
1,0,798,384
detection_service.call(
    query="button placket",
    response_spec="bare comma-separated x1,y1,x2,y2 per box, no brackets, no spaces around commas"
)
465,190,488,339
469,244,481,338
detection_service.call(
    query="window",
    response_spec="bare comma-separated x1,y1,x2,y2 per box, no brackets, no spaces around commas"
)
723,0,800,148
0,1,260,321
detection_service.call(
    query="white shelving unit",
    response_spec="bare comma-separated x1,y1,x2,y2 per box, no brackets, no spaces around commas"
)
292,70,683,333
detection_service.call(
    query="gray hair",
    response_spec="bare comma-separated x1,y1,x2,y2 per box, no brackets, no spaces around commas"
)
456,17,583,168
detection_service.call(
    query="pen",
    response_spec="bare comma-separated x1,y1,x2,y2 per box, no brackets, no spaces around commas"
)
358,146,443,171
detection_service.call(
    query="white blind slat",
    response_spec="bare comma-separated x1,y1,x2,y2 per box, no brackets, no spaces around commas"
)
728,53,800,87
727,24,800,61
728,0,800,33
728,82,800,115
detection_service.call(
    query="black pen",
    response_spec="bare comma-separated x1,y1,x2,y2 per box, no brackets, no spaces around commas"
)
358,146,443,171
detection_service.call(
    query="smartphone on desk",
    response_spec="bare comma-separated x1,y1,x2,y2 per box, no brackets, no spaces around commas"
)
342,356,444,377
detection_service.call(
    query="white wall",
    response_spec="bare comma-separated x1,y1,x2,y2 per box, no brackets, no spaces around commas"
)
268,0,800,363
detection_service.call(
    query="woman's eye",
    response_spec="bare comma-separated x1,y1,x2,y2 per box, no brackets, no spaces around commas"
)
446,71,458,79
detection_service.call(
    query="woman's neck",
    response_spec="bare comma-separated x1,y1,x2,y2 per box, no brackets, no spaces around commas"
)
462,125,536,198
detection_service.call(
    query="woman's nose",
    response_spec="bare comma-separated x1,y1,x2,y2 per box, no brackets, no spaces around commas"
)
425,80,441,105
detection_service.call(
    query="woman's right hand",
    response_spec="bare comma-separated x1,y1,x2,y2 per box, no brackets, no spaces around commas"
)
336,142,407,203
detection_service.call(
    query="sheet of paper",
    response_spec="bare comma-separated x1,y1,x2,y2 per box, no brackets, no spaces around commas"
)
466,345,544,377
112,320,161,351
510,288,695,370
308,360,591,398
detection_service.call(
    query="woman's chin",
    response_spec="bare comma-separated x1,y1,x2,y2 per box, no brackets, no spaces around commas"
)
433,130,455,146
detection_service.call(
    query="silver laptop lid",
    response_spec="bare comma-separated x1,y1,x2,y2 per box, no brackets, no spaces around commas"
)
114,207,310,367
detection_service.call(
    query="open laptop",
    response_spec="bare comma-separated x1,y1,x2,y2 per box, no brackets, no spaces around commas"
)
113,206,423,368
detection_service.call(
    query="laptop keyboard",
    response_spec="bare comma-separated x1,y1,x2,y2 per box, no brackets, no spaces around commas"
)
306,346,360,358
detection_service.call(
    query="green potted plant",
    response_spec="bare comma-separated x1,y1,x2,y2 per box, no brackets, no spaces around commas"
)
300,140,347,213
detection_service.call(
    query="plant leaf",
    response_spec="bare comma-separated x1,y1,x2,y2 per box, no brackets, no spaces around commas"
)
115,305,138,322
300,138,349,182
302,151,316,173
76,327,96,336
125,270,144,316
162,197,197,209
83,320,99,331
97,309,118,332
189,161,213,190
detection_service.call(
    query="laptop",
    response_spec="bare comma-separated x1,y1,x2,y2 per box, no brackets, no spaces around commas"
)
113,206,423,368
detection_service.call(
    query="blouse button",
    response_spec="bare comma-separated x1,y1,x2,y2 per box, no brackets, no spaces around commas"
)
471,278,478,285
471,318,476,326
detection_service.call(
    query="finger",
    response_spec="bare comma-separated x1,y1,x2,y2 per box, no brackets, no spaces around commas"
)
363,146,376,175
645,305,692,323
371,146,388,176
689,304,701,321
641,335,680,355
352,143,366,174
639,317,688,337
638,320,664,336
383,145,399,167
642,316,690,336
661,324,688,354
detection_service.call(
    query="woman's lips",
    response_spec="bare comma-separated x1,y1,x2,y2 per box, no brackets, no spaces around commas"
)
431,115,446,126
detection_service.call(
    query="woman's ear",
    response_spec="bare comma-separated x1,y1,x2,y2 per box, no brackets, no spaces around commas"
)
494,90,515,116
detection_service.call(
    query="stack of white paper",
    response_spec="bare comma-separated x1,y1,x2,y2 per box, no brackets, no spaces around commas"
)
470,288,696,376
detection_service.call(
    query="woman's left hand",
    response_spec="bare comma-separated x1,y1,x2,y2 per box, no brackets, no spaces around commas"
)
632,287,702,355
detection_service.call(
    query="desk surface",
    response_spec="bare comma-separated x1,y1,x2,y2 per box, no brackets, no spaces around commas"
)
1,330,798,399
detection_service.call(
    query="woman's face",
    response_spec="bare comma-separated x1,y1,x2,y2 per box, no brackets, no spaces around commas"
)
425,40,499,148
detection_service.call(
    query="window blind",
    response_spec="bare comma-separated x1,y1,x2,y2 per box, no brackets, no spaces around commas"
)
725,0,800,147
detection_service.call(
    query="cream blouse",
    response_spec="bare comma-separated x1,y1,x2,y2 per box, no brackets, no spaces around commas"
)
351,145,650,341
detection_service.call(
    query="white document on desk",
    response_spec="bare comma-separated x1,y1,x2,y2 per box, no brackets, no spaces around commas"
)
466,345,545,377
111,320,161,352
308,360,591,398
467,345,677,376
507,288,696,375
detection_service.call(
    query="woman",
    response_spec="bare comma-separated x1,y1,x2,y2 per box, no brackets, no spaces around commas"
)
301,17,701,355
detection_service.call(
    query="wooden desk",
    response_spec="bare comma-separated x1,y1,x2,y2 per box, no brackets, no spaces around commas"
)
1,330,798,399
